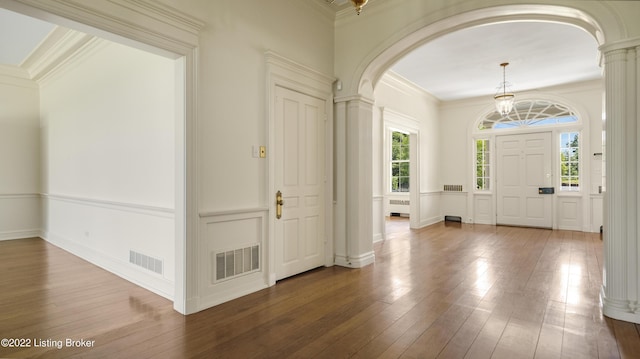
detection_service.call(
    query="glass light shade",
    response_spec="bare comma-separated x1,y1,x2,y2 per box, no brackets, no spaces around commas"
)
494,93,515,115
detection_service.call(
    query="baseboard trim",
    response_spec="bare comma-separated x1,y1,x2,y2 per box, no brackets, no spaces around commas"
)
42,231,174,301
335,251,375,268
197,281,269,314
601,287,640,324
420,216,442,228
373,233,384,244
0,229,41,241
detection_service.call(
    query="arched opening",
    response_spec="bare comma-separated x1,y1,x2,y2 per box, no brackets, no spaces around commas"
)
344,2,640,325
358,5,607,96
363,8,605,238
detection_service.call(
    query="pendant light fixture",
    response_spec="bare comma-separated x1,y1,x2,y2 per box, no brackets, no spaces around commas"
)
351,0,368,15
326,0,369,15
494,62,515,115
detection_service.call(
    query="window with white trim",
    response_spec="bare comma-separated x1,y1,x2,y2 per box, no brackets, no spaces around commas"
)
475,139,490,190
560,132,580,191
478,100,577,131
391,131,409,192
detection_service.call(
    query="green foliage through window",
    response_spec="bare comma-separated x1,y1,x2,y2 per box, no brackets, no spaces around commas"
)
560,132,579,191
391,132,409,192
475,139,490,190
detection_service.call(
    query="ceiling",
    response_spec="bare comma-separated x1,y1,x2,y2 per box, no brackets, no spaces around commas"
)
0,8,55,66
389,21,602,101
0,6,602,102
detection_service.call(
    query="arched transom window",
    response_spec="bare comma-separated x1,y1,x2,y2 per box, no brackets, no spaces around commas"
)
479,99,578,131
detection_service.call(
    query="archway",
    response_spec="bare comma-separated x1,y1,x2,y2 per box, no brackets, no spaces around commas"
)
335,2,640,325
360,8,606,96
336,2,640,322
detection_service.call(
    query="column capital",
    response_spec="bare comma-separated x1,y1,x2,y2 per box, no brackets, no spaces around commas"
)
599,36,640,54
334,94,375,105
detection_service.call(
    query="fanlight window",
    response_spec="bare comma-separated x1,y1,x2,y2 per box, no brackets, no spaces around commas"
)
479,100,577,131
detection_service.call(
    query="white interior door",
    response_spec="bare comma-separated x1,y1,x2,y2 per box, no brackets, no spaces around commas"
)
497,132,553,228
274,85,325,280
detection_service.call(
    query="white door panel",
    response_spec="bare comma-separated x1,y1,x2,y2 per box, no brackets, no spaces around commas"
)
497,132,552,228
275,86,325,280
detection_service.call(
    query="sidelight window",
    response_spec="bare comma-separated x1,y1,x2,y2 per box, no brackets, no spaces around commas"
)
560,132,580,191
475,139,491,191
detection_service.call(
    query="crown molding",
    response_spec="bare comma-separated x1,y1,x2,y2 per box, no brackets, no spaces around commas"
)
4,0,204,54
308,0,343,20
381,71,439,103
21,26,95,82
111,0,204,35
266,51,335,87
0,64,37,88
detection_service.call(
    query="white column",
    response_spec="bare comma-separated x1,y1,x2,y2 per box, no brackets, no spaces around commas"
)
372,106,385,243
601,42,640,324
334,95,375,268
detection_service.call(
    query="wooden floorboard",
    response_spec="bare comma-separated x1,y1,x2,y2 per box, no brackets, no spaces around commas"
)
0,218,639,358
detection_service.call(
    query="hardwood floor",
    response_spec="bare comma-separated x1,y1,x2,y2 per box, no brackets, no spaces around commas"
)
1,219,640,358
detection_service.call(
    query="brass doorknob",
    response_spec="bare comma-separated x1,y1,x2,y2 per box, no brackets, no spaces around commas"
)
276,190,284,219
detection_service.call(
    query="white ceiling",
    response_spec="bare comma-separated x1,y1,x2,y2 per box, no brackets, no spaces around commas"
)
0,5,601,102
0,8,55,66
390,21,602,101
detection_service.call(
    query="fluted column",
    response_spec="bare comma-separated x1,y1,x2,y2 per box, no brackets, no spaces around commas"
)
601,41,640,324
333,95,375,268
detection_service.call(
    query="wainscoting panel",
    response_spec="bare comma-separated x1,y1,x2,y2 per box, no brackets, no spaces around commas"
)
42,194,175,299
441,191,467,222
387,195,410,216
419,192,442,227
198,208,268,310
590,194,603,233
0,194,41,240
473,193,494,225
372,195,384,243
557,196,582,231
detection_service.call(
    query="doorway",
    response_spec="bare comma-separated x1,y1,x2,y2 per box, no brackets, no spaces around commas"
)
0,1,193,313
381,108,421,235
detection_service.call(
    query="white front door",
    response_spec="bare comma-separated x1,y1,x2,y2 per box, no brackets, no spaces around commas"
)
496,132,553,228
274,85,326,280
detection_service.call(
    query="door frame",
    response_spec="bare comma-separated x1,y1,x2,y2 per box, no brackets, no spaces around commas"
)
469,112,589,231
1,0,202,314
381,108,421,231
265,52,335,286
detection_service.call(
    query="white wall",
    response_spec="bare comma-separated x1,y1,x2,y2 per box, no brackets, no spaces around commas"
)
439,79,604,231
152,0,335,310
374,72,442,233
0,72,41,240
39,40,177,299
153,0,334,212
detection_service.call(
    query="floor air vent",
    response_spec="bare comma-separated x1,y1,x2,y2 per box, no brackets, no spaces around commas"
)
129,250,163,275
214,245,260,282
